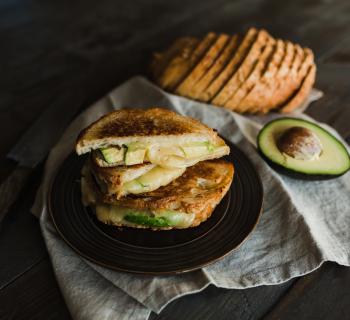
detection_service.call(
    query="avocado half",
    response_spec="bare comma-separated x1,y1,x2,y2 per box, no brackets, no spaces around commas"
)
257,118,350,179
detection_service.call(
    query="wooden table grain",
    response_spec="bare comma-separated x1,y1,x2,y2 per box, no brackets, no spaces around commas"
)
1,0,350,319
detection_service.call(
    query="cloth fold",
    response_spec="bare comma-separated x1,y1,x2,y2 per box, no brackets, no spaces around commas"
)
32,76,349,320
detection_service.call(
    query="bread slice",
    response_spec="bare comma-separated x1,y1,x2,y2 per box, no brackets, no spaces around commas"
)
226,37,276,112
259,41,298,113
237,39,284,113
82,159,234,230
280,63,316,113
89,155,186,199
193,35,240,101
175,33,230,97
263,45,304,113
266,46,312,113
75,108,227,155
200,28,258,102
267,44,304,111
155,38,199,90
160,32,217,91
151,37,197,82
212,29,271,106
287,47,314,94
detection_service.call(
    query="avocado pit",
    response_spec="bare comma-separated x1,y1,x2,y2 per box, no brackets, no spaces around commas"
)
277,126,322,161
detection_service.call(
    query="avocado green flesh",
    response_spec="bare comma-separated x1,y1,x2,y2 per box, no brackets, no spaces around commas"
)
258,118,350,175
99,141,225,166
124,214,170,227
95,204,195,228
100,147,125,164
124,142,147,165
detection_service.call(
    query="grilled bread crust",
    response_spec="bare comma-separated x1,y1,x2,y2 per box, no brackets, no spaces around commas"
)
76,108,225,155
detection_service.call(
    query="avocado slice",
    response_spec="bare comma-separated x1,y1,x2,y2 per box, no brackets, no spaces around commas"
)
100,147,125,164
181,141,215,158
124,143,146,165
257,118,350,179
124,214,170,227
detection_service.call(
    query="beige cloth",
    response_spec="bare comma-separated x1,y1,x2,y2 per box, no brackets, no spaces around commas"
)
33,77,350,320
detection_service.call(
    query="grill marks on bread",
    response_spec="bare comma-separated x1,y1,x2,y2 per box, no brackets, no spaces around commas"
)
75,108,222,155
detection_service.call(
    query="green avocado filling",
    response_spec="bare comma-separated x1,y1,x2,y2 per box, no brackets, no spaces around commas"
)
99,140,222,165
95,205,195,228
205,141,215,152
124,214,170,227
100,146,125,164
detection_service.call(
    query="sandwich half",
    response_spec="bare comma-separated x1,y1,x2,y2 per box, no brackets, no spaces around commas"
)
76,108,230,168
82,159,234,230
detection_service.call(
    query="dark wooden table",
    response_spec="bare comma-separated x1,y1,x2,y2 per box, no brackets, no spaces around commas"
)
1,0,350,319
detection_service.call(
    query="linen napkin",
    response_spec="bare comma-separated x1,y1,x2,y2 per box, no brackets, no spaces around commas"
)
32,76,350,320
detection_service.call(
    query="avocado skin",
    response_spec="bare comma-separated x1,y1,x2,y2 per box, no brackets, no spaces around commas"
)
257,118,350,180
257,148,349,180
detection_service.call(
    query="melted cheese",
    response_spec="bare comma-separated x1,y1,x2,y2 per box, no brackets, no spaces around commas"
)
95,204,195,228
122,166,185,194
147,144,229,168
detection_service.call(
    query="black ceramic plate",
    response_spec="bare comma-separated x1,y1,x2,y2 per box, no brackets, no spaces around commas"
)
49,141,263,274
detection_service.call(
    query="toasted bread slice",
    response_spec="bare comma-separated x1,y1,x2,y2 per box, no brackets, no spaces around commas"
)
226,37,276,112
212,29,271,106
160,33,217,91
175,34,230,97
155,38,199,90
280,63,316,113
76,108,228,155
82,159,234,230
89,155,185,199
151,37,197,81
193,35,240,101
238,39,284,113
201,28,258,102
